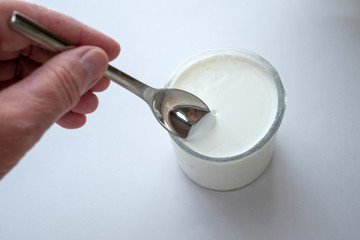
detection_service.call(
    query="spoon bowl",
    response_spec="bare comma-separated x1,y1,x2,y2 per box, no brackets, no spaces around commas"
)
144,88,210,138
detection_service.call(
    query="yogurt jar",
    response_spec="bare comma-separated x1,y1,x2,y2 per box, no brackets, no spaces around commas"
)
167,49,286,191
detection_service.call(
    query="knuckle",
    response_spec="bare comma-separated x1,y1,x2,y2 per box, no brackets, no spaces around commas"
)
47,63,82,109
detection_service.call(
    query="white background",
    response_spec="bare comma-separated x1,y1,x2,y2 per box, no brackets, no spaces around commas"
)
1,0,359,239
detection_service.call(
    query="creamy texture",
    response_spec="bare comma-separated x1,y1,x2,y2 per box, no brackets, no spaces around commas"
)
186,112,216,140
172,54,278,158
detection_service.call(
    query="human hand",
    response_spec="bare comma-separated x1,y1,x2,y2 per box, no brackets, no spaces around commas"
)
0,1,120,178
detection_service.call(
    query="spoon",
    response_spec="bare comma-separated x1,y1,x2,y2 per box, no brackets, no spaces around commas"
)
9,11,210,138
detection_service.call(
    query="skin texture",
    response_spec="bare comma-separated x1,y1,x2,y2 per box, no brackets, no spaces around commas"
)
0,0,121,179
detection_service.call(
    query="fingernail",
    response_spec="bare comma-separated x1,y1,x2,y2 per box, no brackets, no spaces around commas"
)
80,48,108,83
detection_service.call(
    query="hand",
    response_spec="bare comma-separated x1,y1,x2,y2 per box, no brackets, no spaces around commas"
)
0,1,120,178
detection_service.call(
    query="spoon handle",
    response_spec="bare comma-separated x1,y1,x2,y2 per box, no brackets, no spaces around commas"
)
9,11,153,99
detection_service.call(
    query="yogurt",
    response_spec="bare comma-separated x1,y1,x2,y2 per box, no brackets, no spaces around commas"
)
168,49,286,191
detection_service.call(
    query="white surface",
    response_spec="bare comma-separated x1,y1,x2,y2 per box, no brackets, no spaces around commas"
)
1,0,359,239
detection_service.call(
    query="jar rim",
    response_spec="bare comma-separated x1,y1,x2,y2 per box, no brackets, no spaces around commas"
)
167,48,287,162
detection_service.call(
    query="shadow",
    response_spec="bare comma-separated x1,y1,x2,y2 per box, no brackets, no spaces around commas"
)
182,145,301,238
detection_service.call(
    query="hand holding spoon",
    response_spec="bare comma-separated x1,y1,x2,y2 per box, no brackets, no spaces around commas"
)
9,11,210,138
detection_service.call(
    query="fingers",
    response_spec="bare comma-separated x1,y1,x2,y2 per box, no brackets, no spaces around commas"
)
20,45,56,63
0,59,16,81
90,77,111,92
0,46,52,81
71,91,99,115
0,45,108,132
0,50,20,60
56,89,105,129
0,45,54,63
16,55,42,78
0,1,120,60
0,55,43,81
56,111,87,129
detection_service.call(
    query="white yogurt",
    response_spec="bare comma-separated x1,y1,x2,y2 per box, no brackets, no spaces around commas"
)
168,49,286,191
186,112,216,141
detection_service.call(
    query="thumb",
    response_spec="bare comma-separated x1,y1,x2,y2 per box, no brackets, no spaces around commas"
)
6,46,108,128
0,46,108,166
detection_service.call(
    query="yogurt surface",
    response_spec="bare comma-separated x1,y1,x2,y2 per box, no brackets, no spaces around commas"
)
172,54,278,158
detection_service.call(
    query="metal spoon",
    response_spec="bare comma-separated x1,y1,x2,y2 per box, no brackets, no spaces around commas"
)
9,11,210,138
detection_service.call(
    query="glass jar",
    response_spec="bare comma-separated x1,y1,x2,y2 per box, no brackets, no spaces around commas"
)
167,49,286,191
